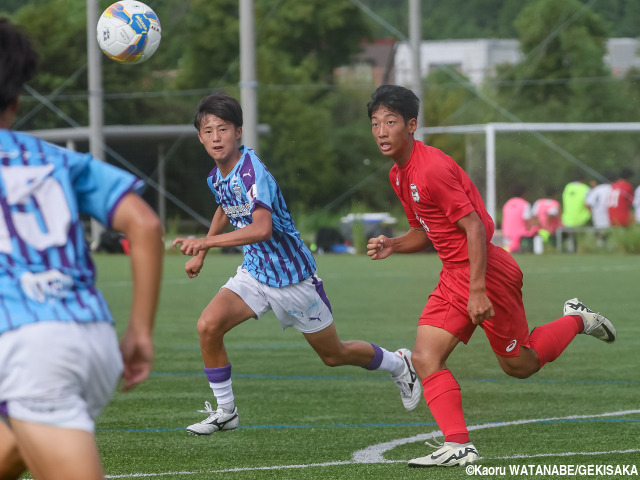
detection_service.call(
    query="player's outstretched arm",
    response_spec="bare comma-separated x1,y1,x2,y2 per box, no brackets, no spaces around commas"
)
178,207,230,277
367,227,430,260
174,206,272,256
111,193,164,392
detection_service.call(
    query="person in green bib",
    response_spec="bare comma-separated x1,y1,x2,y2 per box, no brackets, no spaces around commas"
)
561,174,591,227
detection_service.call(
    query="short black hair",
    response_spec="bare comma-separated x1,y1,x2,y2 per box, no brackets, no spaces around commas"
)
367,84,419,124
193,93,243,131
0,18,38,112
620,167,633,180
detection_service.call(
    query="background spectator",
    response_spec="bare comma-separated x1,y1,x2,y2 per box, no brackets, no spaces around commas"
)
502,184,538,253
561,173,591,227
634,185,640,224
585,177,612,229
607,168,634,227
532,186,562,238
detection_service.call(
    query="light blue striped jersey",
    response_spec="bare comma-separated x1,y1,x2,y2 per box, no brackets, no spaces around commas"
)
207,146,316,287
0,129,143,335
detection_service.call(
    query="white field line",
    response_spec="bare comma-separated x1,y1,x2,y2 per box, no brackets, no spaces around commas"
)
82,409,640,479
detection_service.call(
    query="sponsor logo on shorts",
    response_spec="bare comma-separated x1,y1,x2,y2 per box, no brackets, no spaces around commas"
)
506,339,517,352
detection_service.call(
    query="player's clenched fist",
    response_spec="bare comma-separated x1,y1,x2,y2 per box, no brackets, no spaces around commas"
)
367,235,392,260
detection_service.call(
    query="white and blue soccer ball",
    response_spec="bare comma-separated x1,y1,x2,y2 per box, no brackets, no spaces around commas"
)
96,1,161,64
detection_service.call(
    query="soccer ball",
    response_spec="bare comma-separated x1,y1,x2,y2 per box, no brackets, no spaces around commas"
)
96,1,161,64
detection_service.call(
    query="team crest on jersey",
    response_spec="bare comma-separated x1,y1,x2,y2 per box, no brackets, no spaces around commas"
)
247,184,257,203
231,176,242,199
410,183,420,202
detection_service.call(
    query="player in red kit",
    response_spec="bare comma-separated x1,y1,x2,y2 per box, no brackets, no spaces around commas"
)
365,85,617,468
607,168,634,227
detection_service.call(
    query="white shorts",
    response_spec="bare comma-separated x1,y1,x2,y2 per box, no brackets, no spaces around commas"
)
223,267,334,334
0,322,122,432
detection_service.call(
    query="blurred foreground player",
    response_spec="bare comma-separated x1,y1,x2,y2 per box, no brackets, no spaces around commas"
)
365,84,616,468
0,18,164,480
173,93,419,436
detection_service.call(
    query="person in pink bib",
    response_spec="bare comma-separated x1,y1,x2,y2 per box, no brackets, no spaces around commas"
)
501,185,538,253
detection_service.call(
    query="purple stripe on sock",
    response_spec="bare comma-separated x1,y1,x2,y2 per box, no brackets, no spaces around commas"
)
205,364,232,383
364,343,383,371
0,401,7,417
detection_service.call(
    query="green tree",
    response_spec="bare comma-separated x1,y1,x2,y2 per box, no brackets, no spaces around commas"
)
174,0,371,215
488,0,638,207
497,0,609,109
590,0,640,37
12,0,89,129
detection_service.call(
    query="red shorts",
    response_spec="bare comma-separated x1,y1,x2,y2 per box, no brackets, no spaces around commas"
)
419,245,531,357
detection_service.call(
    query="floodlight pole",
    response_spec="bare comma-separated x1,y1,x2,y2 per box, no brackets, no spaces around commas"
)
409,0,423,133
240,0,259,153
485,124,496,222
87,0,105,244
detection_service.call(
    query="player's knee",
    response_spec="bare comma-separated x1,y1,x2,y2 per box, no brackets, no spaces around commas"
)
317,345,351,367
499,347,540,379
196,315,226,341
315,343,350,368
318,354,342,368
411,349,444,378
501,362,536,379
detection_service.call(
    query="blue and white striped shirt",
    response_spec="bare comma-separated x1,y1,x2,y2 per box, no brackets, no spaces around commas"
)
0,130,143,335
207,146,316,287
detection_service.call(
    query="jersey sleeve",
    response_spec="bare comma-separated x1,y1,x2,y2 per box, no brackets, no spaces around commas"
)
70,153,144,227
240,156,274,213
207,167,221,204
424,157,474,224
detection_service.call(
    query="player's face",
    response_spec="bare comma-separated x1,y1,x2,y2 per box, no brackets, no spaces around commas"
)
198,114,242,168
370,107,416,166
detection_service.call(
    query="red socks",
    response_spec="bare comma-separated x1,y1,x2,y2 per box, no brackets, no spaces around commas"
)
422,369,470,444
529,315,583,369
421,316,583,444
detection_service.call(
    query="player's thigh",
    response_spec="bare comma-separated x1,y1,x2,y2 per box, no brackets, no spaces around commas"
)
199,287,257,334
0,419,26,480
10,418,104,480
303,323,342,357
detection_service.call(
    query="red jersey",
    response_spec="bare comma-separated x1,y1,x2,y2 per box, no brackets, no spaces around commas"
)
607,179,634,227
390,140,495,263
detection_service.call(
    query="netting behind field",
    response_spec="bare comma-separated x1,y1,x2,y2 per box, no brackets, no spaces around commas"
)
418,123,640,221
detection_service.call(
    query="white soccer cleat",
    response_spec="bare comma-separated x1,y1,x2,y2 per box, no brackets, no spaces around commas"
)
408,441,479,468
186,401,239,436
563,298,616,343
393,348,422,411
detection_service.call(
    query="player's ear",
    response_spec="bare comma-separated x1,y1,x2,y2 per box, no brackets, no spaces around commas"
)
8,98,19,115
197,130,205,145
236,126,243,141
1,98,20,128
407,118,418,134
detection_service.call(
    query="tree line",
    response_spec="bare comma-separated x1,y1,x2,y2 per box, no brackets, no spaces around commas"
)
5,0,640,229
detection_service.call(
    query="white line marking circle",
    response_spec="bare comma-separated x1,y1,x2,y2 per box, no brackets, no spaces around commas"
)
352,409,640,463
